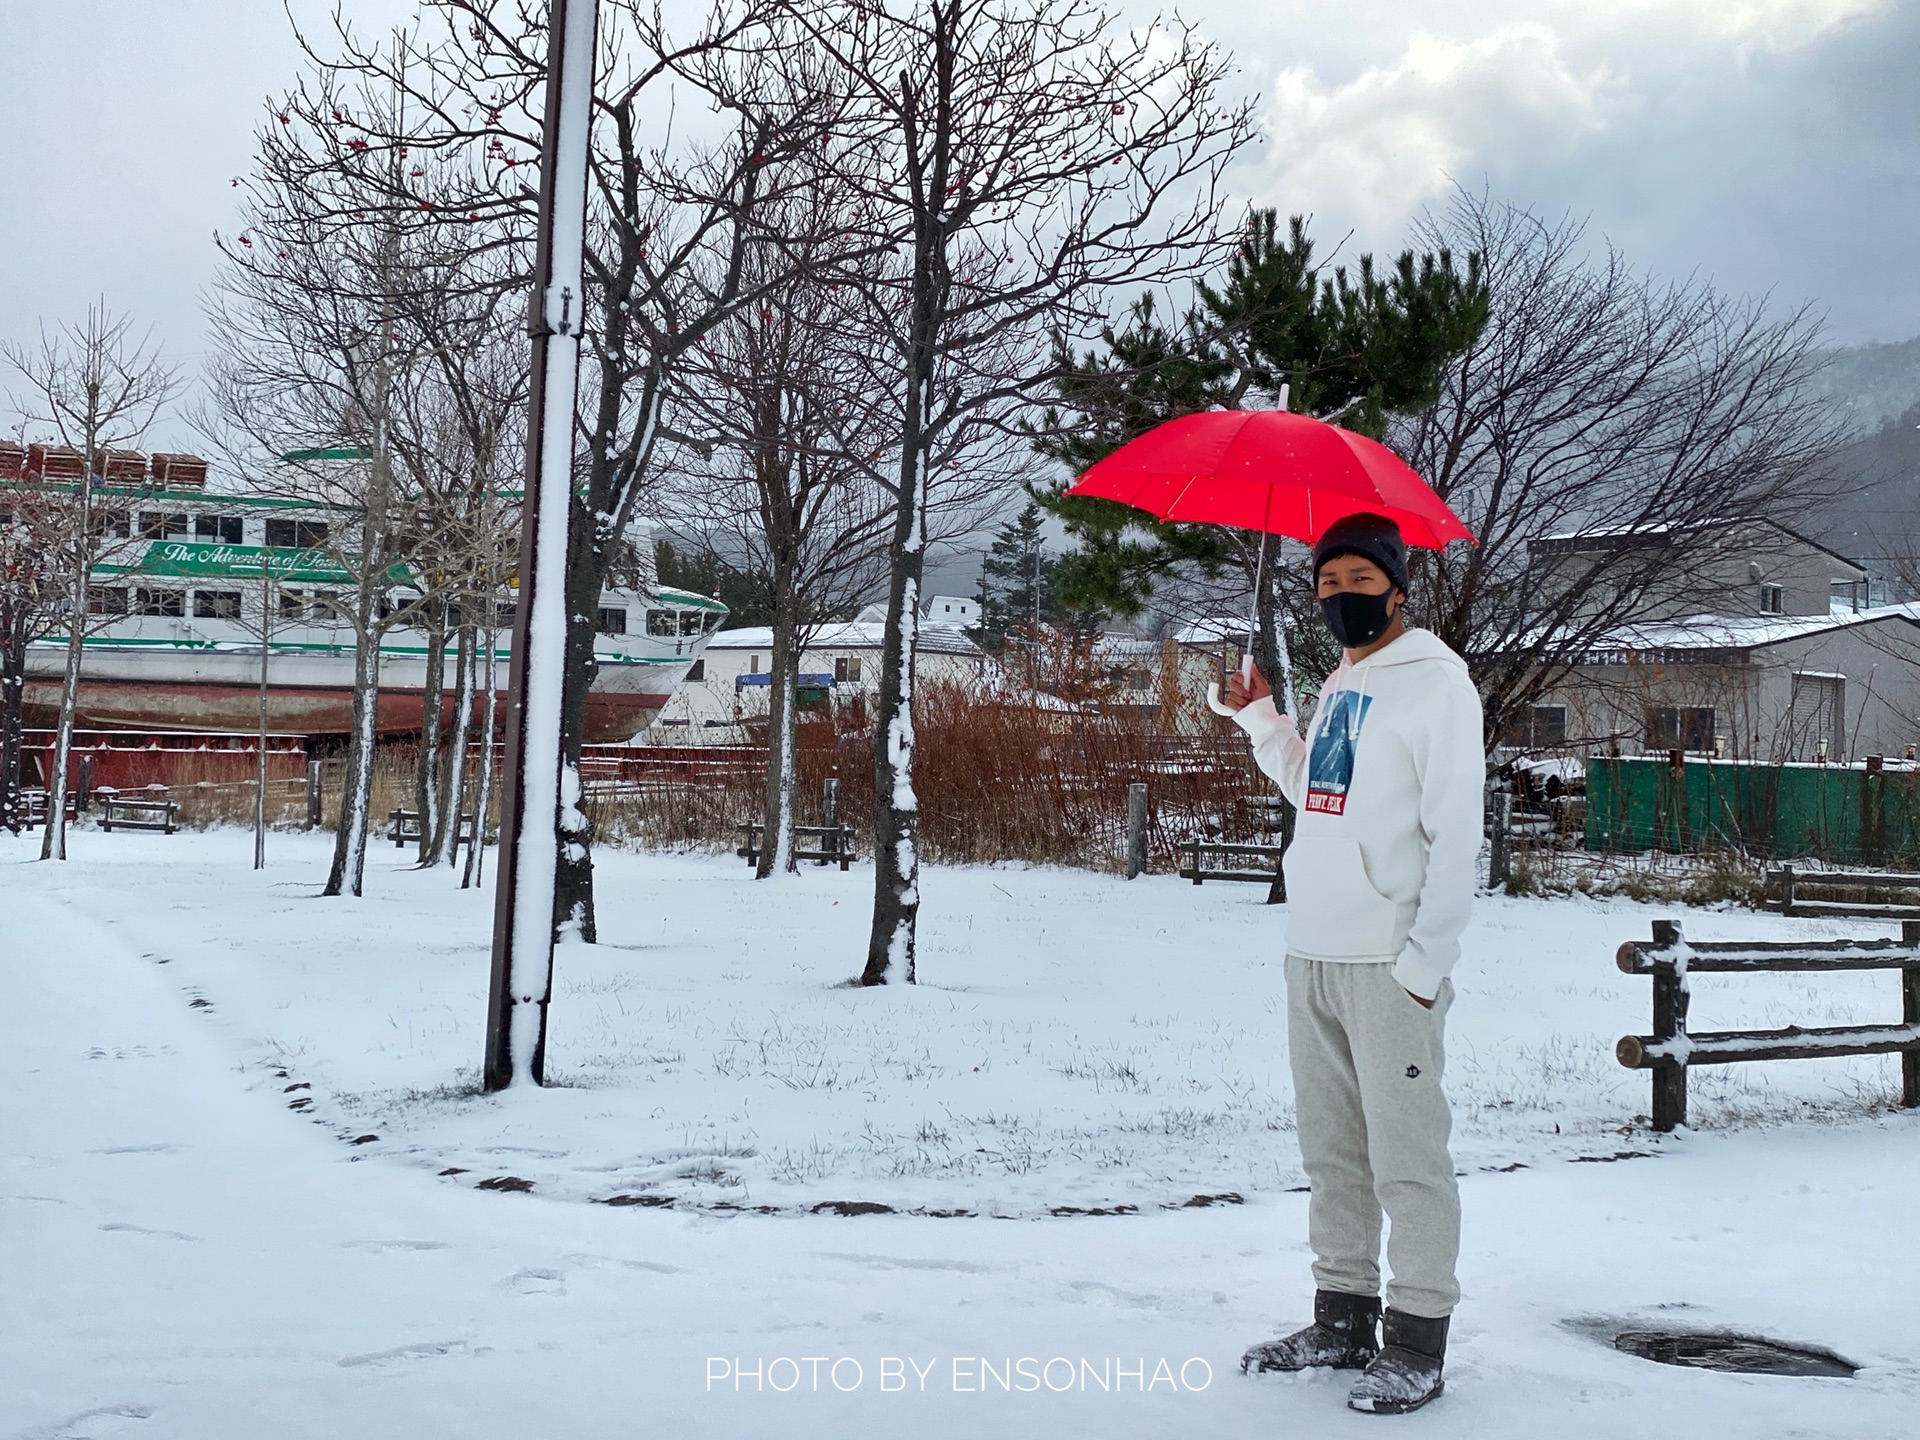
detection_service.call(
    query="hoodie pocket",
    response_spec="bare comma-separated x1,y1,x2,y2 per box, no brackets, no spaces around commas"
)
1282,839,1402,958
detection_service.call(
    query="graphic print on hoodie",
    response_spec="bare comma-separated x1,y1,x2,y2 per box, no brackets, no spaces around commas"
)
1305,689,1372,816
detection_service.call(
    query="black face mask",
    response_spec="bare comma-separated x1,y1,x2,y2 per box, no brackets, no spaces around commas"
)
1320,589,1398,649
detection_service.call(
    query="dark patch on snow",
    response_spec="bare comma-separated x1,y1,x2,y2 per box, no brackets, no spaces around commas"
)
287,1098,313,1112
1174,1192,1245,1208
911,1208,976,1218
438,1167,468,1177
1048,1204,1140,1217
811,1200,897,1216
187,997,212,1010
601,1193,676,1208
709,1201,780,1214
283,1082,310,1092
1482,1162,1528,1173
350,1134,379,1145
475,1175,534,1193
1570,1150,1655,1164
1612,1327,1857,1378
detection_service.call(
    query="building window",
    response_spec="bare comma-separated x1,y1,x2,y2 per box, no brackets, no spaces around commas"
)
1646,706,1715,753
1759,584,1784,614
495,600,517,629
134,587,185,618
685,658,705,682
195,514,244,544
680,611,703,636
138,511,188,539
645,609,678,637
265,518,329,548
835,655,862,683
194,590,243,620
596,606,627,635
90,509,131,539
88,587,129,616
1511,705,1568,748
278,590,308,620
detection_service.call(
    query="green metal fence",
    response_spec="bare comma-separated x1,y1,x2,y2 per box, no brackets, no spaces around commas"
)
1585,756,1920,865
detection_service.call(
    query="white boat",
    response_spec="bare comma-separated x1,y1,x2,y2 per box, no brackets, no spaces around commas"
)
6,456,725,743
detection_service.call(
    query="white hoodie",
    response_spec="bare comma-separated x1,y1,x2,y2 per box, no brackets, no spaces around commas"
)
1231,627,1485,1000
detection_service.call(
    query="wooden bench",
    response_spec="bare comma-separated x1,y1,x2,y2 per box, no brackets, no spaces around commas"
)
1615,918,1920,1130
17,788,75,831
1766,864,1920,919
736,822,856,871
99,793,179,834
1177,838,1284,885
387,809,477,851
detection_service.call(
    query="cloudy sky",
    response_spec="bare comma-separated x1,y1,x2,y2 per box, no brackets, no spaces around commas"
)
1,0,1914,454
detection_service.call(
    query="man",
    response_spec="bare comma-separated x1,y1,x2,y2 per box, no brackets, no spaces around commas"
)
1222,511,1485,1416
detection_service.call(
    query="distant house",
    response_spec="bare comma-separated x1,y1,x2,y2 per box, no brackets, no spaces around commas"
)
653,605,985,740
1513,521,1920,763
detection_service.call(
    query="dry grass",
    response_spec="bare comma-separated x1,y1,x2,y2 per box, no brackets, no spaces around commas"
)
585,678,1267,872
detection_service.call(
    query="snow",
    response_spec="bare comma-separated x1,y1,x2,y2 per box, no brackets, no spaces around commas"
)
6,828,1920,1436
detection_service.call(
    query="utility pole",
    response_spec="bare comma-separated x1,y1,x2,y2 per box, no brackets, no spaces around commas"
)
484,0,600,1090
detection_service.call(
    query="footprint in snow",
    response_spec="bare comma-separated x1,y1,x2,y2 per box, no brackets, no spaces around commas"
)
500,1267,568,1296
562,1251,686,1275
98,1223,198,1242
337,1339,480,1367
338,1239,452,1253
14,1402,155,1440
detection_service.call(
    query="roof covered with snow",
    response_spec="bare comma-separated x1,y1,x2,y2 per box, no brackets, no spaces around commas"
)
1578,602,1920,657
705,620,982,657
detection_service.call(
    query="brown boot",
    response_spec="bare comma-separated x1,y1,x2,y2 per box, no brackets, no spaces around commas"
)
1241,1290,1382,1374
1346,1308,1449,1414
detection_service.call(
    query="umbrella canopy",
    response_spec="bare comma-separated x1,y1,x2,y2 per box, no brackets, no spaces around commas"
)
1064,408,1473,549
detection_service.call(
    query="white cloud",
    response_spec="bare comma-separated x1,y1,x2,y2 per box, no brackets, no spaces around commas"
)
1255,25,1615,233
1240,0,1888,240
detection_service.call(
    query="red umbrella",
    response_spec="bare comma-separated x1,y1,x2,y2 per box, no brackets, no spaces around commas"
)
1063,405,1473,713
1064,407,1473,549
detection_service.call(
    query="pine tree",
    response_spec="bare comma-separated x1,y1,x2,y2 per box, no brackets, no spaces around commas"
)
1032,210,1488,621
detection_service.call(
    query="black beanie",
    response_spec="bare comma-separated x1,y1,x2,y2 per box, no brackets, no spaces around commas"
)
1311,512,1409,594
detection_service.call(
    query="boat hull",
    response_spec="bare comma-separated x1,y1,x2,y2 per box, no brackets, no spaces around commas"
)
23,642,686,745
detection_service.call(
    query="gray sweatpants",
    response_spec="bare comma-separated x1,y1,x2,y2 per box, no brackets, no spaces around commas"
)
1285,955,1460,1319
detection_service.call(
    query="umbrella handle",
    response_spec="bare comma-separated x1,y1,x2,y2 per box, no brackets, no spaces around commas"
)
1205,681,1239,718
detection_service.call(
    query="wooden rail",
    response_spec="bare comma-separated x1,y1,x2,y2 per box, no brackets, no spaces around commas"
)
1615,918,1920,1130
1177,838,1284,886
1766,864,1920,919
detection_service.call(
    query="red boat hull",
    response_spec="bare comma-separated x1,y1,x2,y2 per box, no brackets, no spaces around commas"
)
21,676,666,745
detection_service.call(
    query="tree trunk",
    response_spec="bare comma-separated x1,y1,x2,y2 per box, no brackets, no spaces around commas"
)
758,569,800,879
552,500,603,942
323,620,382,897
39,595,85,862
41,467,93,862
415,613,447,864
254,590,271,870
0,606,26,834
1252,534,1299,717
434,618,475,867
463,623,499,890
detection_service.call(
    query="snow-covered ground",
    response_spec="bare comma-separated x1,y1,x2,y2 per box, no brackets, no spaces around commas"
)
6,828,1918,1438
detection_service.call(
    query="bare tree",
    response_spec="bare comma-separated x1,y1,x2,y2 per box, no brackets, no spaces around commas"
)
665,191,911,878
1395,191,1850,749
787,0,1251,983
0,478,70,832
287,2,872,944
2,305,179,860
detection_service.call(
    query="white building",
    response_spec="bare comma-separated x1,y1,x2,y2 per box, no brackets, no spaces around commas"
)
653,605,985,740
